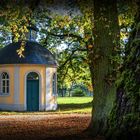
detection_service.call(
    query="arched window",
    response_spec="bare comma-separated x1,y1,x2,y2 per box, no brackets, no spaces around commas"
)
52,73,57,96
27,72,39,80
0,72,9,94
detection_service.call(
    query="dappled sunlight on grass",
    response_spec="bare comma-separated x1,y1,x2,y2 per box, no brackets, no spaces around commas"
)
57,97,93,113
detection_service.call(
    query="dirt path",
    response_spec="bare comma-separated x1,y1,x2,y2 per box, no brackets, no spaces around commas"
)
0,114,104,140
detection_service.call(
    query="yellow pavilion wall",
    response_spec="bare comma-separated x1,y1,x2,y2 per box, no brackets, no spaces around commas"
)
0,64,57,111
0,65,14,104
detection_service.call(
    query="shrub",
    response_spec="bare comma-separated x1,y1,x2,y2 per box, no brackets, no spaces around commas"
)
72,88,86,97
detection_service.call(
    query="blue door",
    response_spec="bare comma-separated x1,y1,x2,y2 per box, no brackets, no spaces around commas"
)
27,72,39,111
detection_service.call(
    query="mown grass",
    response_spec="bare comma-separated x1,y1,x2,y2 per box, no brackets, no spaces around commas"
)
0,97,93,115
57,97,93,113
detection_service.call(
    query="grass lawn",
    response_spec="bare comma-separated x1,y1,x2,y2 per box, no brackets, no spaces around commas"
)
56,97,93,113
0,97,93,115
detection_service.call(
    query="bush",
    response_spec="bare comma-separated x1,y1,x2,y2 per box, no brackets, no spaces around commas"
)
72,88,86,97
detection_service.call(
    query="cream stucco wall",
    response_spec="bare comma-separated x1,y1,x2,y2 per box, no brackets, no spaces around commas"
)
45,67,57,110
0,64,57,111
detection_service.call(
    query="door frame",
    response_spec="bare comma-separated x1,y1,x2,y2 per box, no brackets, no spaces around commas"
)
24,70,42,111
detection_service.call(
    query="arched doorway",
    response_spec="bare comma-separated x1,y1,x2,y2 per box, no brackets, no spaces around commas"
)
26,72,39,111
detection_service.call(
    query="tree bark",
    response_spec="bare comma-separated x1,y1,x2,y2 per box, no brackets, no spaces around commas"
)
89,0,120,136
106,1,140,139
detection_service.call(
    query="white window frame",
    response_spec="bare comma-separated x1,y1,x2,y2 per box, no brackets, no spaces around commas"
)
0,72,10,96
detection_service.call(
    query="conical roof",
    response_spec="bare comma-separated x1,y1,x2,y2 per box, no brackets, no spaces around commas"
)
0,41,57,66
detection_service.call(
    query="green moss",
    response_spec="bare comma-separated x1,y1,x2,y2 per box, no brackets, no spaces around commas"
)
136,22,140,30
132,39,140,46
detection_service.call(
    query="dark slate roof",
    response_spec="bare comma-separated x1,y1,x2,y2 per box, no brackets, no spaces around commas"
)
0,41,57,66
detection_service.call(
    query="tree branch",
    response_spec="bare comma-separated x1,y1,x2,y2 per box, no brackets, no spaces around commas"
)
59,48,87,69
59,51,75,69
48,32,83,40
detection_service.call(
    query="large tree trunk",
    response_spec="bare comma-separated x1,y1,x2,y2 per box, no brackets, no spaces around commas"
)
106,2,140,139
89,0,120,136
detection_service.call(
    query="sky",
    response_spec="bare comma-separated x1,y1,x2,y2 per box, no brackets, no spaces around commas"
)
39,0,80,16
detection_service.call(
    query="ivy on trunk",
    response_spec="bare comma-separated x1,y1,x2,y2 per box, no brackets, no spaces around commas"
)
107,1,140,139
